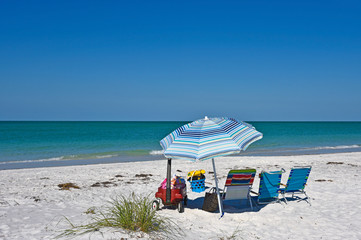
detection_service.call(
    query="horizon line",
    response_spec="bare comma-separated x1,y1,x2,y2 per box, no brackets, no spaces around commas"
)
1,120,361,123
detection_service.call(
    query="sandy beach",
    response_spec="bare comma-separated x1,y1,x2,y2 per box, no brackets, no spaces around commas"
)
1,152,361,239
2,0,361,239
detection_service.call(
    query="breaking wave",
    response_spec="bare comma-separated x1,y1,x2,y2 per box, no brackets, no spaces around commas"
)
303,144,361,151
0,149,165,165
149,150,164,155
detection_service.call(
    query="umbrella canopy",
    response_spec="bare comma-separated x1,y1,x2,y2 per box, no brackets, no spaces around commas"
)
161,117,263,161
160,117,263,217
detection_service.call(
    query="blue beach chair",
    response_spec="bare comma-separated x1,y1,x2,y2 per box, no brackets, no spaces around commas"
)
280,166,312,205
221,169,257,209
251,170,284,206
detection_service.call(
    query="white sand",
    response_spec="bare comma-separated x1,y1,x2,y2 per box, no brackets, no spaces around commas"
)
1,152,361,240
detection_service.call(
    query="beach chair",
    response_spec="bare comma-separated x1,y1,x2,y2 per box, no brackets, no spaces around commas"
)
221,169,257,209
251,170,284,206
280,166,312,205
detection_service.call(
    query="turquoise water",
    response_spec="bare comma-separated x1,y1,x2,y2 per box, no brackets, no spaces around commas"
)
1,121,361,169
249,122,361,155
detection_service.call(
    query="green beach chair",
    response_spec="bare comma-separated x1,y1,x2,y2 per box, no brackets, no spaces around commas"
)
251,170,284,206
280,166,312,205
221,169,257,209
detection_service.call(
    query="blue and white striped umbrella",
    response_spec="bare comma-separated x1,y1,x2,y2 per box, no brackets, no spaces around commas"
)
160,116,263,217
160,117,263,161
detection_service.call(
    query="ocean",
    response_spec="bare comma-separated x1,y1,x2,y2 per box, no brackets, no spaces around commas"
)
1,121,361,170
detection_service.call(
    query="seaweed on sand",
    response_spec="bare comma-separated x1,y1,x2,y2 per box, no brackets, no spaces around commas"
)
58,183,80,190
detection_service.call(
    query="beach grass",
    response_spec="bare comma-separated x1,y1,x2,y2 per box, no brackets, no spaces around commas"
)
57,193,183,239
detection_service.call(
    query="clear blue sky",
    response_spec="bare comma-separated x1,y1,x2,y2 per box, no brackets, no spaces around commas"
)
1,1,360,121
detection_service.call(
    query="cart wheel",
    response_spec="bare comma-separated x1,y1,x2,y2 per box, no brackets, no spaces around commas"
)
184,196,188,206
177,201,184,213
152,200,160,211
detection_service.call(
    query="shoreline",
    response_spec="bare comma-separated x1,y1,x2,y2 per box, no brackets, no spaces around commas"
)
1,146,361,171
1,152,361,239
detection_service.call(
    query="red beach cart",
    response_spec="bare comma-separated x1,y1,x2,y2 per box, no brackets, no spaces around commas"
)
152,159,187,213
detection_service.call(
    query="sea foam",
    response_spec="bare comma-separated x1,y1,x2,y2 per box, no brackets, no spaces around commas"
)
149,150,164,155
304,144,361,151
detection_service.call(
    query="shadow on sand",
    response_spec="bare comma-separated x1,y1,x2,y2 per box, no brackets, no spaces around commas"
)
186,196,267,214
157,194,307,214
185,195,305,214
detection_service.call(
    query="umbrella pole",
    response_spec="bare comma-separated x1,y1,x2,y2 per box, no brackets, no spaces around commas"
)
166,158,172,204
212,158,224,217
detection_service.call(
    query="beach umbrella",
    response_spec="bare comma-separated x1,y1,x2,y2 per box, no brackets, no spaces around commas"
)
160,116,263,216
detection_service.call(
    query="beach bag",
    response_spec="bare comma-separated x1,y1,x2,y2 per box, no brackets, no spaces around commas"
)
202,187,219,212
187,170,206,193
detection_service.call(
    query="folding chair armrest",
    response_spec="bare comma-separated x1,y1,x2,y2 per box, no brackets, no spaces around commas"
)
216,186,224,192
250,189,259,196
210,186,224,193
280,183,287,187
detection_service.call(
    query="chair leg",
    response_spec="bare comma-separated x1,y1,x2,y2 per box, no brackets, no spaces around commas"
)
278,198,286,207
303,191,311,206
282,193,288,204
255,201,260,210
251,197,259,210
249,195,253,210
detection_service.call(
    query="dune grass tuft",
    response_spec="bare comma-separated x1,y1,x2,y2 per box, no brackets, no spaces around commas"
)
58,193,182,239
